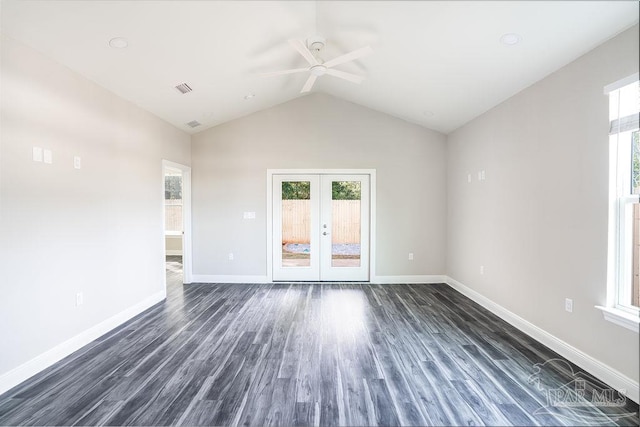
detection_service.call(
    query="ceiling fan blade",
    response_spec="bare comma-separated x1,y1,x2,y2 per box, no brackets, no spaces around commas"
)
323,45,373,68
260,68,308,78
325,68,364,84
289,39,318,65
300,75,317,93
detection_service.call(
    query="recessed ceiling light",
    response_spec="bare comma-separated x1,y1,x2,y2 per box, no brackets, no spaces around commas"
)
244,94,256,100
109,37,129,49
500,33,522,46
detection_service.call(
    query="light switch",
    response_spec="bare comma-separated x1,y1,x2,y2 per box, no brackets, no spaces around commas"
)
74,156,81,169
33,147,43,162
243,212,256,219
43,149,53,164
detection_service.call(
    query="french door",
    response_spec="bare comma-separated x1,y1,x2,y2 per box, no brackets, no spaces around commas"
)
272,174,370,281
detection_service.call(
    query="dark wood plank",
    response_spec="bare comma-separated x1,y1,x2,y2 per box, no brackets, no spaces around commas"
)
365,378,401,426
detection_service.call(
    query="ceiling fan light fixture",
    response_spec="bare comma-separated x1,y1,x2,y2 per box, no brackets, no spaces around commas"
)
264,36,373,93
310,65,327,77
307,35,326,52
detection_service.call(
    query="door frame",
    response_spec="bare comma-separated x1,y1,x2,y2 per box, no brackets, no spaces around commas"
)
162,160,193,287
266,168,376,282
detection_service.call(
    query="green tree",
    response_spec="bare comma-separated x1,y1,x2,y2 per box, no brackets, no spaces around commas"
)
332,181,361,200
281,180,361,200
164,176,182,200
282,181,310,199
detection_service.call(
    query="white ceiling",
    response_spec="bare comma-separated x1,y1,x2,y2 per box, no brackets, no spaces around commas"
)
1,1,638,135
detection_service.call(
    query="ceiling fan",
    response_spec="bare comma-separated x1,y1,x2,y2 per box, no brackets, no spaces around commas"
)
262,36,373,93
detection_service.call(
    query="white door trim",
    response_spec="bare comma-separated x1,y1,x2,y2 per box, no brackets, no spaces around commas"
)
266,168,376,282
162,160,193,285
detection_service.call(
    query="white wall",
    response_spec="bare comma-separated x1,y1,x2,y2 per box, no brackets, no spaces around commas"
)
191,93,447,279
165,235,183,255
0,36,191,383
447,25,639,384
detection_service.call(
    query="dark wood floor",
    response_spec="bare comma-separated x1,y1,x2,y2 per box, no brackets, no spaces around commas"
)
0,257,638,426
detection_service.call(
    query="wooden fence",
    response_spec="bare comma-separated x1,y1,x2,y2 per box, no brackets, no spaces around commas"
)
282,200,361,244
165,200,182,232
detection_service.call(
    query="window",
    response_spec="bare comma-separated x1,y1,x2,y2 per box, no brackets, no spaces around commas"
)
164,171,183,234
601,74,640,331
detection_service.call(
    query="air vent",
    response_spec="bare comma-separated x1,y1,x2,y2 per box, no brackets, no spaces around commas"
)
186,120,201,128
175,83,193,94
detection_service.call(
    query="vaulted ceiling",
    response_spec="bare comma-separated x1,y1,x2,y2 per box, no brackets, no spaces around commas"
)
1,1,638,134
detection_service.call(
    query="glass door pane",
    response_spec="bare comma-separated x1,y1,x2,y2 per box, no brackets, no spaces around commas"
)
632,202,639,308
272,175,320,281
320,174,369,281
164,171,183,232
281,181,311,267
331,181,361,267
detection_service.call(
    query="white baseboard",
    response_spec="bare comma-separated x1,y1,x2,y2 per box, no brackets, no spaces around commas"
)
191,274,270,284
0,290,165,396
191,274,446,285
372,275,446,284
165,250,183,256
445,276,639,404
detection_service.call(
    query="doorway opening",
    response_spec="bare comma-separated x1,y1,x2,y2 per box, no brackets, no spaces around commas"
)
268,170,375,282
162,160,192,292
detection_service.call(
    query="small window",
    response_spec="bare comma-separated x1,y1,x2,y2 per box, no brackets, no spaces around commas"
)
607,75,640,316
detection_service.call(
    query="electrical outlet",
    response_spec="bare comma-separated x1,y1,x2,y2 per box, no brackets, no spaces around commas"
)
480,265,484,275
33,147,43,162
43,149,53,164
565,298,573,313
467,174,472,183
228,253,234,261
74,156,81,169
76,292,83,307
408,253,414,261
